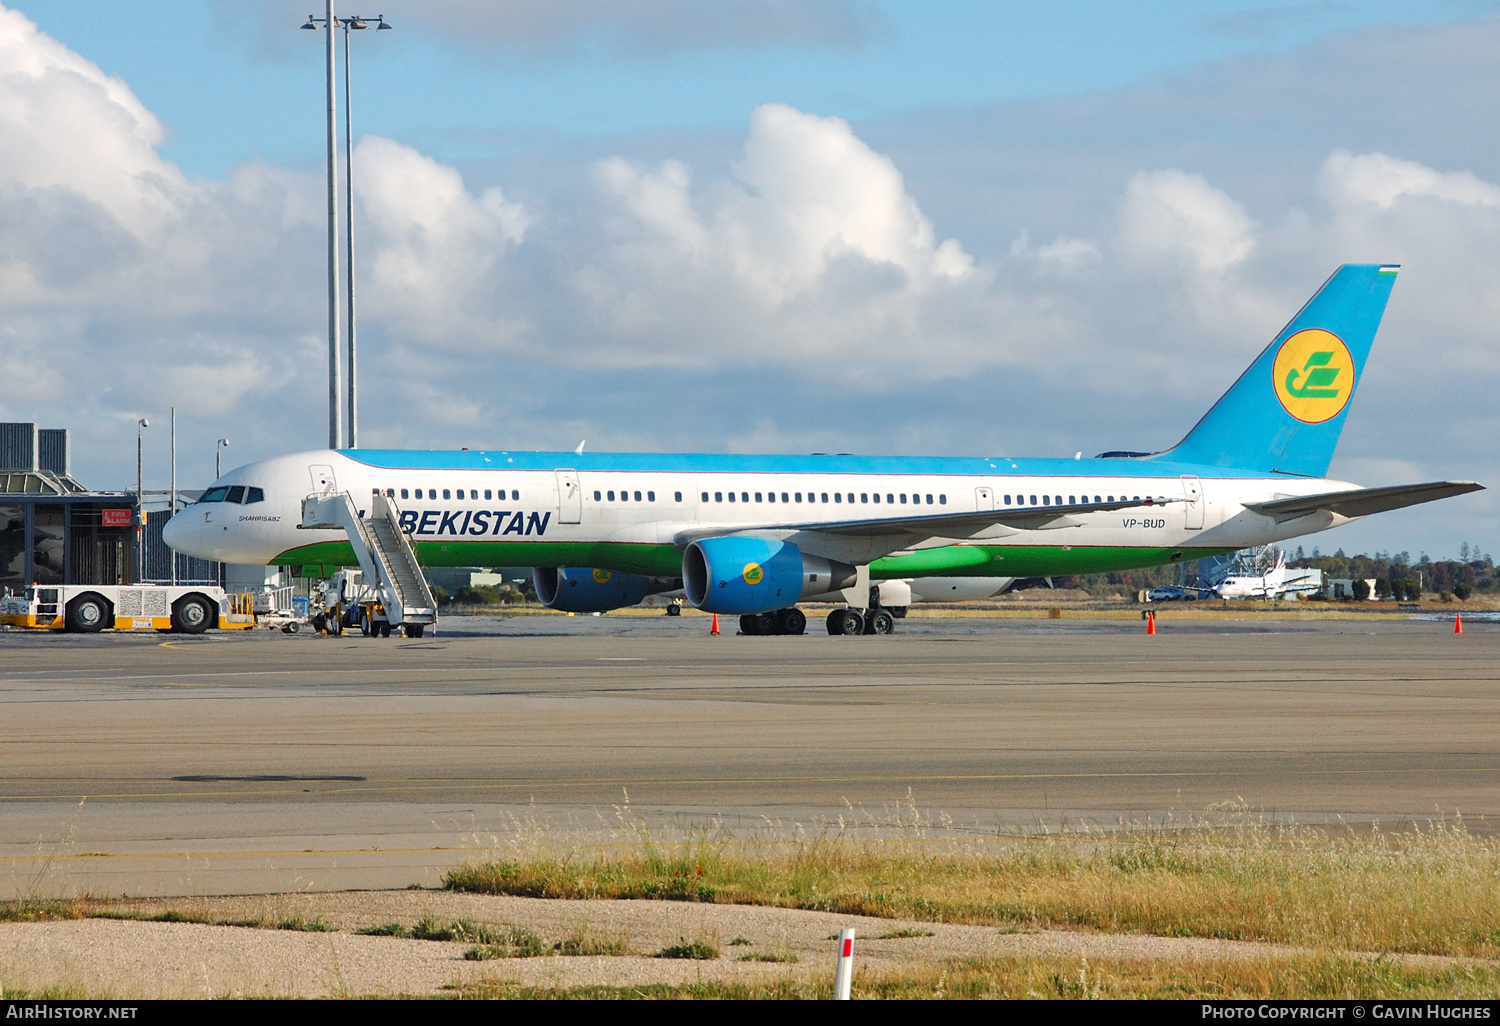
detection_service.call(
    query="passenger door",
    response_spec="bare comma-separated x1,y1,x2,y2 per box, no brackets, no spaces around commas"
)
555,469,582,524
975,487,995,511
1181,475,1204,530
309,465,337,495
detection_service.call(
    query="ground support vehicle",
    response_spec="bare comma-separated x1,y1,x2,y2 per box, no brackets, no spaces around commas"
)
0,584,256,634
253,585,310,634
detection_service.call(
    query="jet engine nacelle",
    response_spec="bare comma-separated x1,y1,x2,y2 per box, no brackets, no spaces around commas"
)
534,566,653,613
683,537,855,615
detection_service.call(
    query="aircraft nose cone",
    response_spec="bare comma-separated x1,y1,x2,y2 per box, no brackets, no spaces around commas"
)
160,508,202,559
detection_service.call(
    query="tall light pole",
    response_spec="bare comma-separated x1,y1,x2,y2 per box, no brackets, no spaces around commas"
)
216,438,230,479
169,407,177,586
342,14,390,448
304,10,390,452
303,5,342,450
136,418,148,583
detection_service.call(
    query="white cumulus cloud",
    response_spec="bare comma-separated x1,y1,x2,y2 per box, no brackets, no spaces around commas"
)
1117,169,1257,275
1321,150,1500,209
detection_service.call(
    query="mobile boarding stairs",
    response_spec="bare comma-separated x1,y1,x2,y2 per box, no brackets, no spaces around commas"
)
300,489,438,637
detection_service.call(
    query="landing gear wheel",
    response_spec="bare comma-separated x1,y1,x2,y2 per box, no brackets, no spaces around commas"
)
753,612,777,635
404,623,425,638
776,607,807,636
65,594,108,633
739,614,761,636
866,609,895,635
827,609,864,635
171,595,212,635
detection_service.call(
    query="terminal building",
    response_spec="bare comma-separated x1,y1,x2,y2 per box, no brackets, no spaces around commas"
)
0,422,219,591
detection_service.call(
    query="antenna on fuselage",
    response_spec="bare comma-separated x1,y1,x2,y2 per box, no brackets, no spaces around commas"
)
574,440,586,455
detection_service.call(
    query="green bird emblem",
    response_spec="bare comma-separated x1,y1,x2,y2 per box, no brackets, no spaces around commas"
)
1284,352,1342,398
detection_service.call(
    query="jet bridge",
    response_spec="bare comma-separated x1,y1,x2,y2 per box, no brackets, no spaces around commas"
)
299,489,437,635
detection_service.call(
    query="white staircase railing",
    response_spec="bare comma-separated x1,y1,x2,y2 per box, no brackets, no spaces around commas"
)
299,489,437,629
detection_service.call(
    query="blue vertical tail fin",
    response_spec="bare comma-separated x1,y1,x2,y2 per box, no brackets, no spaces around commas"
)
1149,264,1398,476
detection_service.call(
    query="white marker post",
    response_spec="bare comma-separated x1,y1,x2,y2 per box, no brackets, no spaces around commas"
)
833,927,855,1000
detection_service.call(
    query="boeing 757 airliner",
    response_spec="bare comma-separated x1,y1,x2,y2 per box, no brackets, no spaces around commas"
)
164,264,1481,635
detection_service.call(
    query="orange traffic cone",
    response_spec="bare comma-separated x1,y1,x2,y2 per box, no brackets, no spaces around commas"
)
1146,610,1156,635
711,613,720,636
1455,613,1463,635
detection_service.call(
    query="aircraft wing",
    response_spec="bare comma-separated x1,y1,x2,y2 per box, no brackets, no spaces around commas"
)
1245,481,1484,522
672,495,1178,546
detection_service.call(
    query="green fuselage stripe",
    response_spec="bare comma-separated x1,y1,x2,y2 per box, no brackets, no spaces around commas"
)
272,540,1228,580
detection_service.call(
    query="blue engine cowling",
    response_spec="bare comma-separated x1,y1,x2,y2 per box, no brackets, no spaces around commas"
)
534,567,653,613
683,537,855,615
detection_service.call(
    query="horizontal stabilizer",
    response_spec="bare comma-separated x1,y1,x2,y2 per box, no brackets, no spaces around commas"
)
1245,481,1483,522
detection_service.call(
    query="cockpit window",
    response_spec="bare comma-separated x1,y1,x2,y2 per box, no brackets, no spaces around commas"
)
199,486,230,503
244,487,264,504
226,486,246,504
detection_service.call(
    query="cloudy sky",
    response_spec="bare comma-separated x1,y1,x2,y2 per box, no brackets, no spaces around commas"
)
3,0,1497,558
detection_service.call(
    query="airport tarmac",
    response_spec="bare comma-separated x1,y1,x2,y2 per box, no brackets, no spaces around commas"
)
1,614,1496,898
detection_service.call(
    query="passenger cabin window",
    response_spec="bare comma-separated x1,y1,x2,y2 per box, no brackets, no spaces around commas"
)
1030,494,1037,505
834,493,842,503
767,492,775,503
484,489,492,500
900,494,907,504
926,494,934,504
400,488,409,499
741,492,749,502
781,492,789,502
728,492,736,502
795,493,802,502
1043,495,1050,506
940,494,947,505
715,492,723,502
648,491,656,502
594,490,602,501
607,491,616,501
634,491,642,501
675,492,683,502
821,492,828,503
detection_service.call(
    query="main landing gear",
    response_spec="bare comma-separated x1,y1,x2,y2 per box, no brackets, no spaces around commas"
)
733,605,897,636
826,607,895,635
739,607,808,636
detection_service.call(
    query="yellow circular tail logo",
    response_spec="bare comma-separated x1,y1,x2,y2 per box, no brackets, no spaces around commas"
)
591,568,613,584
742,562,764,586
1272,328,1355,424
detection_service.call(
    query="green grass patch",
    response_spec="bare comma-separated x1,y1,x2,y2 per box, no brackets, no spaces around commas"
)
449,955,1500,1000
879,928,936,938
356,922,410,937
274,916,333,933
654,938,719,960
737,951,798,963
445,813,1500,957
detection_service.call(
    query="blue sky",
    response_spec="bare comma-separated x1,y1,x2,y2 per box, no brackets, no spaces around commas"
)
2,1,1498,559
29,1,1494,175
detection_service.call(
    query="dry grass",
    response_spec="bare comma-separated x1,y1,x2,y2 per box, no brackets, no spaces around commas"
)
449,954,1500,1000
445,810,1500,958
